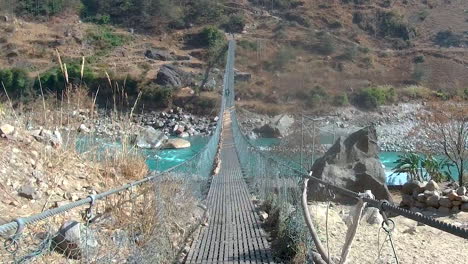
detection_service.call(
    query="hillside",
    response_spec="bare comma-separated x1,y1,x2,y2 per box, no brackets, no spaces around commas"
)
0,0,467,114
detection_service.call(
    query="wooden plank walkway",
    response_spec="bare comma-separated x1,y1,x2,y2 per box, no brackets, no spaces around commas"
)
186,111,273,264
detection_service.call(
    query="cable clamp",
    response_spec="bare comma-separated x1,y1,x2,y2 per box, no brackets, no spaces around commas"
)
4,218,25,253
85,195,97,222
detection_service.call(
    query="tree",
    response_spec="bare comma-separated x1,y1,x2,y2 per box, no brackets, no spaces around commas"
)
420,103,468,186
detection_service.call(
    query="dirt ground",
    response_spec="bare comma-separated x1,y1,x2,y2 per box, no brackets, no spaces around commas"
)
309,201,468,264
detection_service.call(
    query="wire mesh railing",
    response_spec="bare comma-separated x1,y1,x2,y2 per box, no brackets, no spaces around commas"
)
0,41,236,264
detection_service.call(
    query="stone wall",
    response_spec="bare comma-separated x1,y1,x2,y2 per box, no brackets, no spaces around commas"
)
400,180,468,214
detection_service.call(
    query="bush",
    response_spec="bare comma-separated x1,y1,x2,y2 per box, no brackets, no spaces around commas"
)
36,61,96,93
433,31,466,47
223,15,245,33
185,0,225,24
198,26,226,48
141,84,173,106
377,11,414,41
413,55,425,63
0,68,32,95
15,0,83,17
238,39,258,51
315,32,336,55
86,26,131,55
333,94,349,106
353,86,395,109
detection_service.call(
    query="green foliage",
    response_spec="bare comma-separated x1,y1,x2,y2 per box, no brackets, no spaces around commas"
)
15,0,83,17
0,68,32,95
315,32,336,55
36,61,96,92
238,40,258,51
418,9,429,21
377,11,414,41
392,153,423,181
353,86,395,109
433,31,466,47
223,15,245,33
199,26,226,48
86,26,131,55
392,153,454,182
413,55,425,64
332,94,349,106
141,84,173,106
464,88,468,100
185,0,225,25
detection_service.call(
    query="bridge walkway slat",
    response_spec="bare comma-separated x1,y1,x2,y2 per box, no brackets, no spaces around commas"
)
186,112,273,264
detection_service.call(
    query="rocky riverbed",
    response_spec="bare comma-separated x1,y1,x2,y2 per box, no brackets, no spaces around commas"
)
238,103,432,153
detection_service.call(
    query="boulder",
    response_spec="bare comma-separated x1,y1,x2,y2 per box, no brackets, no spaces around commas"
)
145,49,173,61
426,194,440,207
462,203,468,212
78,124,90,133
135,126,166,149
402,180,424,195
32,129,63,147
0,124,14,137
18,184,41,200
456,186,466,196
447,190,461,201
53,220,98,259
155,65,192,88
425,180,439,191
253,114,294,138
162,138,191,149
309,126,392,201
439,197,452,208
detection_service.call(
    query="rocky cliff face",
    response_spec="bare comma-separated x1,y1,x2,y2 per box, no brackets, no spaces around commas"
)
309,126,392,201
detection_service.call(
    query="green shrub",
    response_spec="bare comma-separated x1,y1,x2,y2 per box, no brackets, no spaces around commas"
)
15,0,83,17
353,86,395,109
223,15,245,33
377,11,414,41
185,0,225,24
141,84,173,106
413,55,425,63
199,26,226,48
315,32,336,55
86,26,131,55
0,68,32,95
333,94,349,106
412,65,426,83
238,40,258,51
36,61,97,92
433,31,466,47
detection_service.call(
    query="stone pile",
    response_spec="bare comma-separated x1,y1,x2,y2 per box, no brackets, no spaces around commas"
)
400,180,468,213
140,107,218,138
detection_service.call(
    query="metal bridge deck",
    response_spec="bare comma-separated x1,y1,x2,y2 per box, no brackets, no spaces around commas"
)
186,112,273,264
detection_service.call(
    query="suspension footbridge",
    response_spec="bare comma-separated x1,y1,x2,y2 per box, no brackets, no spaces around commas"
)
1,40,467,264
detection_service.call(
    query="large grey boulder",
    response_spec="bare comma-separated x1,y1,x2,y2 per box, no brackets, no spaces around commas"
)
155,65,192,88
135,126,166,149
309,126,392,201
53,220,98,259
253,114,294,138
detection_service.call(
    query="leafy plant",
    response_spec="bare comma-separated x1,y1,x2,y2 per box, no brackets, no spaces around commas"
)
223,15,245,33
199,26,226,48
0,68,32,95
353,86,395,109
392,153,424,181
86,26,131,55
433,30,466,47
315,32,335,55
